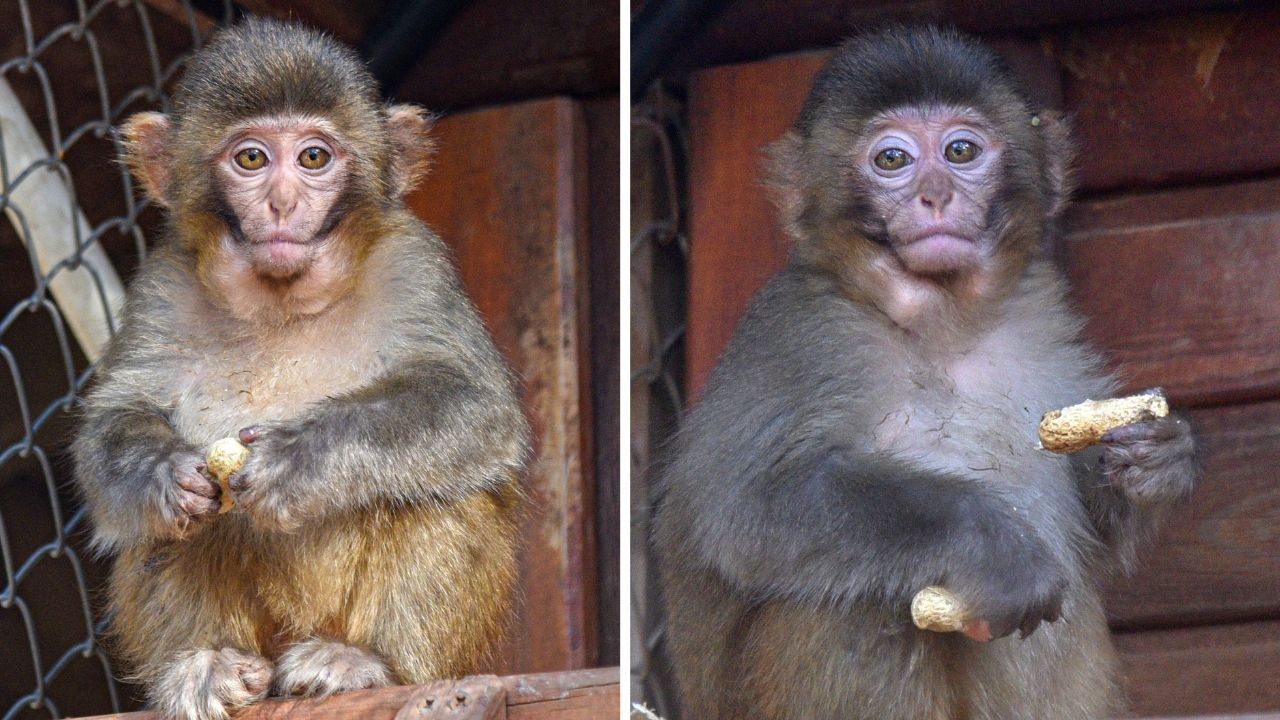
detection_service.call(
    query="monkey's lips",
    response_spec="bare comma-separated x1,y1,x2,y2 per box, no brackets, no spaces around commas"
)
896,231,981,275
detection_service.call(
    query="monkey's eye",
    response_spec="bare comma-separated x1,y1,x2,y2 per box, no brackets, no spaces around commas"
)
873,148,913,171
298,146,332,170
233,147,268,171
944,140,981,164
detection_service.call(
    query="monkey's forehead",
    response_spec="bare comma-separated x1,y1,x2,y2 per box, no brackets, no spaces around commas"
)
172,18,383,130
796,26,1030,134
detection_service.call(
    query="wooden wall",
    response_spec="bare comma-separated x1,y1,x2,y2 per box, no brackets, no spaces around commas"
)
680,7,1280,717
408,97,599,674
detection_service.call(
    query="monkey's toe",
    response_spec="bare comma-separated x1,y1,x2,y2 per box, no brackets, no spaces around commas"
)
273,638,393,698
152,647,273,720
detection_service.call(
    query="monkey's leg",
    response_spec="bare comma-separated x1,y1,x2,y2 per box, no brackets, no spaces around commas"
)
343,490,520,683
273,639,393,697
111,535,272,720
966,591,1119,720
742,602,960,720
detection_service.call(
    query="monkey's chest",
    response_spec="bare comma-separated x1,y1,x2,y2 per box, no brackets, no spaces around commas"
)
171,340,391,444
869,394,1045,478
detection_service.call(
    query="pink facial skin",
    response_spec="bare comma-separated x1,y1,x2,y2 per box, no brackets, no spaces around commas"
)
859,106,1004,278
213,116,350,279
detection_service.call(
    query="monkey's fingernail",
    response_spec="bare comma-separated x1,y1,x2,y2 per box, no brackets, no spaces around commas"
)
195,462,207,473
961,620,992,642
239,426,262,444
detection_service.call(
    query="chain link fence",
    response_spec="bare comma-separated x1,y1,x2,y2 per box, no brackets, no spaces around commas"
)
630,86,686,720
0,2,230,716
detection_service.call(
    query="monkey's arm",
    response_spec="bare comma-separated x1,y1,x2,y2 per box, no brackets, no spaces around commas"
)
230,355,527,531
73,394,221,551
1074,413,1199,570
665,441,1067,639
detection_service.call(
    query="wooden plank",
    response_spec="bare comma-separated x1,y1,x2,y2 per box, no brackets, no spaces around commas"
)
1059,7,1280,191
1061,177,1280,407
235,0,388,45
659,0,1237,78
1116,621,1280,716
1105,400,1280,629
73,669,620,720
686,51,825,397
405,98,596,673
395,0,618,111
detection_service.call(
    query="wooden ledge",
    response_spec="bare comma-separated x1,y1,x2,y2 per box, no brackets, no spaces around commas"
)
76,667,619,720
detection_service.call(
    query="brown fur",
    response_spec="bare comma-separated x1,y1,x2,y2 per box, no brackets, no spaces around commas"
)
75,19,527,720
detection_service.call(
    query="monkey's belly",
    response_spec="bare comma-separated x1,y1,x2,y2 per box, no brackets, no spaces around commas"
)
114,491,518,673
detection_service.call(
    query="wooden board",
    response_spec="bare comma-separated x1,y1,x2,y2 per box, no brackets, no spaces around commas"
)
686,51,825,397
1116,621,1280,716
1061,177,1280,407
1105,400,1280,629
406,98,596,673
659,0,1243,77
73,668,620,720
1059,7,1280,191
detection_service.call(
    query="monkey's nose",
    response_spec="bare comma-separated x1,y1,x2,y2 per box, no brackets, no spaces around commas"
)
268,194,298,220
919,189,953,210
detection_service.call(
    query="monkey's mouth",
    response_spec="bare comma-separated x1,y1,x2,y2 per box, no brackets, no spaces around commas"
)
253,231,315,269
896,231,981,275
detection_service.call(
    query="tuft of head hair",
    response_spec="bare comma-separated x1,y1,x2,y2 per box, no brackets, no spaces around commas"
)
794,25,1033,137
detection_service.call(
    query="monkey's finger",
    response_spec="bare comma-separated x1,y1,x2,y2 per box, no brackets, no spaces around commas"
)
177,471,220,498
239,425,264,444
1099,421,1158,445
178,491,220,517
960,619,993,642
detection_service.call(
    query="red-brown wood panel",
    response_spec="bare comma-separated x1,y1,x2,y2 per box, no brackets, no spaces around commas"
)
1059,8,1280,191
686,51,825,397
1105,399,1280,629
1060,177,1280,407
662,0,1241,77
1116,620,1280,716
406,98,596,673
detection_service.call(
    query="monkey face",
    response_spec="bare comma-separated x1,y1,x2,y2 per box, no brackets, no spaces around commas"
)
855,105,1004,278
213,116,351,279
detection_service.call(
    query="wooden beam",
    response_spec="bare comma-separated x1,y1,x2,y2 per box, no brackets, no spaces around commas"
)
73,668,619,720
137,0,217,33
406,98,597,672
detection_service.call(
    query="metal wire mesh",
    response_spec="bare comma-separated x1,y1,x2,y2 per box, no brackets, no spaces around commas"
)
0,2,230,717
630,86,686,720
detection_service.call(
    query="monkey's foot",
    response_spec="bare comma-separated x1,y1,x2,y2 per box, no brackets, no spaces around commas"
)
152,647,273,720
273,638,394,698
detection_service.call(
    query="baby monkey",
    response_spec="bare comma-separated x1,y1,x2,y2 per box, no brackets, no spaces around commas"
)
72,19,527,720
654,27,1198,720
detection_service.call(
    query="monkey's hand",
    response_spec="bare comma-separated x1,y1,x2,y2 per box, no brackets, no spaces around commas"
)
154,448,222,539
226,424,319,533
1099,412,1198,505
945,517,1069,642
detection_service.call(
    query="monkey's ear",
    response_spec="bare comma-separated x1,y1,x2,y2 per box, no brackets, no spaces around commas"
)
763,130,806,238
119,112,174,208
386,104,437,197
1034,110,1076,219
